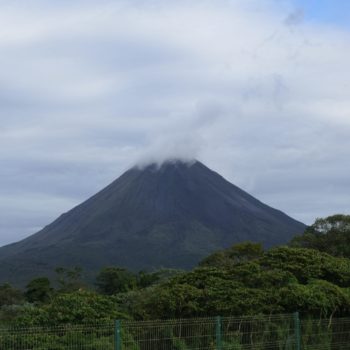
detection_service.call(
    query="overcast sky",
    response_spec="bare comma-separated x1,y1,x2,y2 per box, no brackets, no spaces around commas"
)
0,0,349,246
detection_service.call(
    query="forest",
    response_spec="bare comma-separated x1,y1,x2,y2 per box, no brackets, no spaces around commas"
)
1,214,350,327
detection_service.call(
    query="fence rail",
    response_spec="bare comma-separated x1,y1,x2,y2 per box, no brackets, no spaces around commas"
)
1,313,350,349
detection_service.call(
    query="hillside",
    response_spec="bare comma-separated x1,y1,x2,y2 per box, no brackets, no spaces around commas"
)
0,160,306,285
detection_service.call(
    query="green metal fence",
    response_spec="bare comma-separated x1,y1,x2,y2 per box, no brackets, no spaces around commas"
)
1,314,350,349
119,314,297,350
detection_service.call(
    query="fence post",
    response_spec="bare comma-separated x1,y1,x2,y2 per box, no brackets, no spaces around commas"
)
115,319,122,350
216,316,222,350
294,312,301,350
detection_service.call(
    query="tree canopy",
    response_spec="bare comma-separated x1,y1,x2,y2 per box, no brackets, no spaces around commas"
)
291,214,350,258
119,244,350,319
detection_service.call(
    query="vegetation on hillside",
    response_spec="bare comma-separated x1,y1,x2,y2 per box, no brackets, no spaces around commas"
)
0,214,349,326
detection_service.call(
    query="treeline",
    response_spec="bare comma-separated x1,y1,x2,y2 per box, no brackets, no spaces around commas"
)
1,214,350,326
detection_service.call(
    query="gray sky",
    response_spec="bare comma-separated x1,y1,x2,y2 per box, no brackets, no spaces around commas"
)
1,0,350,246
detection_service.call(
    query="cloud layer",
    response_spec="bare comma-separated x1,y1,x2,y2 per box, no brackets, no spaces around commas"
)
0,0,350,245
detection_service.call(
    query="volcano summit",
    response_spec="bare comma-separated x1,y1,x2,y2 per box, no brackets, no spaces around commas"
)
0,160,305,285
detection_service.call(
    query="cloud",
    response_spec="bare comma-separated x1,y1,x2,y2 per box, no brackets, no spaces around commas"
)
0,0,350,245
284,8,304,26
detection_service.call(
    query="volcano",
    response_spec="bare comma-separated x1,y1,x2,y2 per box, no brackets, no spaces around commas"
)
0,160,305,285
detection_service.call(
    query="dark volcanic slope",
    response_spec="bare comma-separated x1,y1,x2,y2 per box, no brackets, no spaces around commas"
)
0,160,305,285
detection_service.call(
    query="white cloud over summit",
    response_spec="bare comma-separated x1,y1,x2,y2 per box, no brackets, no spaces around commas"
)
0,0,350,245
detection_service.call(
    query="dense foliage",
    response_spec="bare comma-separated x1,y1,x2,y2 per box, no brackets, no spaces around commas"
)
117,245,350,320
291,214,350,257
1,215,350,326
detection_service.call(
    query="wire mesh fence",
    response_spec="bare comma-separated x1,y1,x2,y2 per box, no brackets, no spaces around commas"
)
0,323,115,350
1,314,350,349
301,317,350,350
121,314,297,350
221,314,296,350
121,317,217,350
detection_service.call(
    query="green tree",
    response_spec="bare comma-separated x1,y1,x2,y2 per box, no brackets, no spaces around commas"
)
0,283,23,307
16,290,127,326
200,241,264,268
137,270,160,288
25,277,53,304
55,266,85,292
261,246,350,286
96,267,137,295
291,214,350,257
